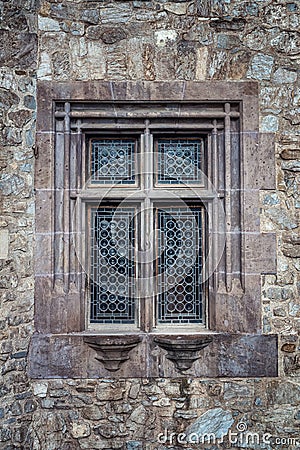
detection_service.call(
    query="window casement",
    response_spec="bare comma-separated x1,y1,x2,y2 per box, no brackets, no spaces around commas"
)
30,81,278,378
86,131,207,332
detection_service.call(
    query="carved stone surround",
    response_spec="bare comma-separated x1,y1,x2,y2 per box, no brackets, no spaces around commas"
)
30,81,277,379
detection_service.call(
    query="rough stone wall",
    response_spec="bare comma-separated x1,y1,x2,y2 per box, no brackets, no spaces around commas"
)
0,0,299,449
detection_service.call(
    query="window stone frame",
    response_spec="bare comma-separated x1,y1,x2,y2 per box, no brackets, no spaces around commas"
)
29,81,278,378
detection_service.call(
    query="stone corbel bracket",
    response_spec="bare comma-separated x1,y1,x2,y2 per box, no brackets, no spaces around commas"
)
84,335,141,372
154,335,213,372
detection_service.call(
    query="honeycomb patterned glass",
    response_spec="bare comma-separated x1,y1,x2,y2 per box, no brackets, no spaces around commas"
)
156,207,203,324
156,139,203,185
91,139,136,184
90,207,135,323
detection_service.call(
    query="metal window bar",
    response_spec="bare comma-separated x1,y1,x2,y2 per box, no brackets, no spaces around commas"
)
89,132,205,329
155,207,203,324
90,206,136,323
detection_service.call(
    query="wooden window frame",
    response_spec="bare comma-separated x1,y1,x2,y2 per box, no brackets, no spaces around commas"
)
29,81,278,378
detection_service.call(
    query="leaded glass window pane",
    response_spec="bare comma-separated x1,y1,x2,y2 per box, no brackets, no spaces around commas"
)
88,133,205,329
156,138,203,185
156,207,203,324
90,139,136,184
90,207,135,323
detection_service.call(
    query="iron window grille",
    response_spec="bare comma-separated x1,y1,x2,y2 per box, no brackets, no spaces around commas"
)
86,131,208,332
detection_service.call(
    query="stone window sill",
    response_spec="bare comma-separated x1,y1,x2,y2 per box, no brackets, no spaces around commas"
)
28,332,278,378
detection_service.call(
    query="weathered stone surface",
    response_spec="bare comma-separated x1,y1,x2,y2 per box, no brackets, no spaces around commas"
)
3,126,23,145
174,410,198,419
281,343,296,353
60,21,84,36
96,383,125,401
82,405,104,420
87,25,126,44
128,405,147,424
282,232,300,258
164,2,189,15
247,54,274,80
94,423,127,439
142,43,155,81
261,115,279,133
0,32,37,70
195,46,208,80
81,9,100,25
186,408,234,440
274,307,286,317
52,52,71,80
1,1,35,32
268,381,300,405
244,27,267,50
128,383,140,399
71,422,91,439
270,31,300,55
280,148,300,160
155,30,177,47
28,333,278,378
0,89,20,110
33,382,48,398
176,41,196,80
264,207,297,229
24,95,36,110
8,110,32,127
0,174,25,196
284,354,300,375
37,51,52,79
106,44,127,79
210,18,246,32
217,33,240,50
282,161,300,172
100,4,132,24
273,67,297,84
49,3,100,24
267,286,294,301
135,9,157,21
38,16,60,31
195,0,210,16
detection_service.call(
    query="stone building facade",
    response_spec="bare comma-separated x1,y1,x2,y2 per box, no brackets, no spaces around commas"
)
0,0,299,449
